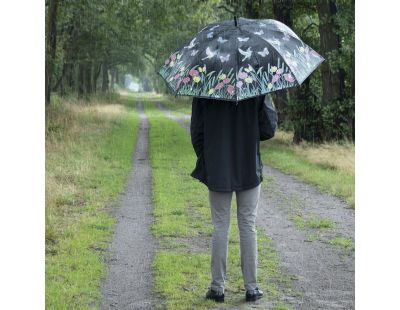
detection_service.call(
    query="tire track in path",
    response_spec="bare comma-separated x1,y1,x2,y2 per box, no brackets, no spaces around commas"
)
157,101,355,309
101,102,162,310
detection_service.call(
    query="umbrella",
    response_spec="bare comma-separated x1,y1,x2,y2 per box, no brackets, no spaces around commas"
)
158,17,324,102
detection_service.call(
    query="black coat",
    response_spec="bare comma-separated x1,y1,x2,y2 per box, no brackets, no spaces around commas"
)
190,95,272,192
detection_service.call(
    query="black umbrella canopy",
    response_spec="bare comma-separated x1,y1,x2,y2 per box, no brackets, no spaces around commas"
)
158,17,324,102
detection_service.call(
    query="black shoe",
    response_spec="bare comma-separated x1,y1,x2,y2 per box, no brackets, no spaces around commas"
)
205,288,225,303
245,287,264,302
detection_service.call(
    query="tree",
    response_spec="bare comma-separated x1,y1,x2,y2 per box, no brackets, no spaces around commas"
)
45,0,59,106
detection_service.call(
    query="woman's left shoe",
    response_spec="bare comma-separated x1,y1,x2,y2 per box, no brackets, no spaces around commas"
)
205,288,225,303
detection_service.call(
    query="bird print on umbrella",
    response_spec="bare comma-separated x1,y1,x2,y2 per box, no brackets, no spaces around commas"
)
158,17,325,101
184,38,197,49
202,47,217,60
239,47,252,62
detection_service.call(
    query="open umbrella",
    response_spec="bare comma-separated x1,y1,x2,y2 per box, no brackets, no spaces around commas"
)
158,17,324,102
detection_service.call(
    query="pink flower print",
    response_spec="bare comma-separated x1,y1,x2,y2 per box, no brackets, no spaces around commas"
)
165,58,170,65
238,71,248,79
215,82,224,90
174,73,181,79
236,80,243,88
223,78,231,84
170,53,177,61
180,66,185,72
284,73,295,83
227,85,235,96
276,68,283,74
272,74,280,83
189,69,199,77
182,76,190,84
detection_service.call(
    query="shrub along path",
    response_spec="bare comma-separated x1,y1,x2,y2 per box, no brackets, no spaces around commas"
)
156,100,355,310
100,102,162,309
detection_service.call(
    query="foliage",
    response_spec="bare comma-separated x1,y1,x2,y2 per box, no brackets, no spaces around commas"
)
46,0,355,142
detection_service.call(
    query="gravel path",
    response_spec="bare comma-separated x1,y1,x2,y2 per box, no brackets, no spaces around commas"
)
258,167,354,309
157,101,355,309
100,102,162,310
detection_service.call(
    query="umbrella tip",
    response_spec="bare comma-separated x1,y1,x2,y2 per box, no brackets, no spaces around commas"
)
234,16,238,27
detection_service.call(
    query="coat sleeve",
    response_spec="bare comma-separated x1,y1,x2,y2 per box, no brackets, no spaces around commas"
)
258,94,278,141
190,97,204,157
258,95,270,141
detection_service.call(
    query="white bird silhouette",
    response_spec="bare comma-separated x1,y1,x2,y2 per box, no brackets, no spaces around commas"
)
257,47,269,57
254,30,264,35
184,38,197,49
217,36,228,43
238,47,252,61
238,37,249,42
207,32,214,39
190,49,199,56
202,47,217,60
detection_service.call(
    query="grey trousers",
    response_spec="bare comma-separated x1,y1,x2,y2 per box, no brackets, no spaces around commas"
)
208,184,261,293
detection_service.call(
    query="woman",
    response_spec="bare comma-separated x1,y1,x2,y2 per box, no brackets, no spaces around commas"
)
190,94,275,302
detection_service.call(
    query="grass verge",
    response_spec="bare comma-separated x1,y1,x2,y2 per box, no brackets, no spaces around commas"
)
261,131,355,208
45,95,140,309
141,97,294,310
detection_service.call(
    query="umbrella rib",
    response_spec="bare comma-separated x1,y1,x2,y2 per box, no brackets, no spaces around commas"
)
235,27,239,102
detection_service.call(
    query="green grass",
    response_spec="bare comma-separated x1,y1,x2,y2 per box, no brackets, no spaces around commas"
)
45,95,140,309
261,136,355,208
292,213,335,230
330,236,355,250
140,95,295,310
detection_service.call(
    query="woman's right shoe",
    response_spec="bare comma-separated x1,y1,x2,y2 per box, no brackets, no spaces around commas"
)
205,288,225,302
245,287,264,301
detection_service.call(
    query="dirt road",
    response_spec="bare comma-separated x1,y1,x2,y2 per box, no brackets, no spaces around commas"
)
101,102,162,310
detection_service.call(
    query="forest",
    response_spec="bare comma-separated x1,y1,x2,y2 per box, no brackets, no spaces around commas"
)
45,0,355,142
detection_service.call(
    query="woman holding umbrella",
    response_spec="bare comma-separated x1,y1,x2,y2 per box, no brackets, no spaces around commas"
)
159,17,324,303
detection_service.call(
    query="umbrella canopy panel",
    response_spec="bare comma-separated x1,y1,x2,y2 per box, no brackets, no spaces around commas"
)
159,17,324,102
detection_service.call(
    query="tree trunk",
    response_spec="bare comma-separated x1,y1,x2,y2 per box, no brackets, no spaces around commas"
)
52,62,66,93
85,61,92,95
244,0,263,18
272,0,294,126
101,61,109,92
317,0,341,123
115,68,119,87
110,68,116,91
67,63,75,92
45,0,59,106
93,63,101,93
78,63,85,97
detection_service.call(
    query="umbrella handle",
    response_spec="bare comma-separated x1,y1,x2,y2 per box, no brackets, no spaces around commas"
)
234,16,238,27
